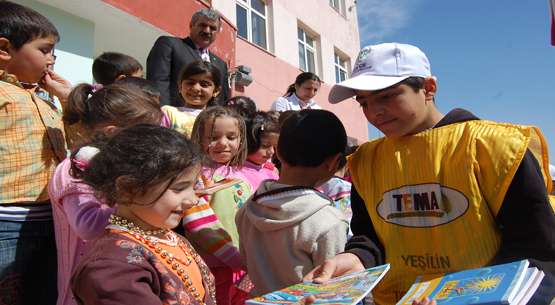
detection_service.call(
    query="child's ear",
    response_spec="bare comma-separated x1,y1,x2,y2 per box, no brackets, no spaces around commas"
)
275,146,282,162
213,86,222,98
325,152,342,172
114,75,126,82
423,77,437,100
0,38,13,62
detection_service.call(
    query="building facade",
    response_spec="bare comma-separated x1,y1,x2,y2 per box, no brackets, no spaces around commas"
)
14,0,367,142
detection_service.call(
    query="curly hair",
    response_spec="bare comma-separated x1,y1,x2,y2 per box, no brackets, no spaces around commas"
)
191,106,248,169
70,124,211,207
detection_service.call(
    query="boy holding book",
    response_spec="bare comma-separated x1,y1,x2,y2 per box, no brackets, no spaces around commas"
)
236,110,350,297
304,43,555,304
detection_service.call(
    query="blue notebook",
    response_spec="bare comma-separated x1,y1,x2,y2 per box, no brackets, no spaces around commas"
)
397,260,530,305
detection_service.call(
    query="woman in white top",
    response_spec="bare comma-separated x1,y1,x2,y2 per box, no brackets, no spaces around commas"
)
271,72,322,112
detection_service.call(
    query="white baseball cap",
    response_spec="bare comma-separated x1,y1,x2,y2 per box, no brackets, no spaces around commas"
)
329,43,432,104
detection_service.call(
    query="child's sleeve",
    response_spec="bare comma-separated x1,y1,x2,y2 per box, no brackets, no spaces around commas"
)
63,193,116,240
344,184,385,268
493,150,555,303
182,199,244,270
311,211,349,268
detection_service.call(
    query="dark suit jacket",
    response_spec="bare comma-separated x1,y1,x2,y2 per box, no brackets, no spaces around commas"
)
146,36,230,107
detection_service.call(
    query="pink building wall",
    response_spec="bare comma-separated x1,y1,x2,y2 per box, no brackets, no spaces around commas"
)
235,38,368,142
100,0,368,142
100,0,236,69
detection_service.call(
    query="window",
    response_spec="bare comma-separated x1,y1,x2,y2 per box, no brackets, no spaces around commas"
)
334,53,347,83
298,28,317,73
329,0,341,13
236,0,268,50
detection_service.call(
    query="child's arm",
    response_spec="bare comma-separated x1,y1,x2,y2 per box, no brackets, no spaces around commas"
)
182,199,244,270
492,150,555,303
72,259,167,304
62,193,116,240
312,215,349,267
343,185,385,268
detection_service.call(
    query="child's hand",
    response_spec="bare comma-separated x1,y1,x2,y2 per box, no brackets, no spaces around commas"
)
293,295,316,305
303,253,365,284
412,297,436,305
38,69,73,101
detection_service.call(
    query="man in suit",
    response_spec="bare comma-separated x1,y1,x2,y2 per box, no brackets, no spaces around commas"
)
147,8,230,106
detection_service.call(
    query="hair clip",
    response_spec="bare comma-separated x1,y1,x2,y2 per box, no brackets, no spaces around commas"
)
72,146,100,171
227,100,235,105
92,84,103,92
260,124,265,131
87,84,103,99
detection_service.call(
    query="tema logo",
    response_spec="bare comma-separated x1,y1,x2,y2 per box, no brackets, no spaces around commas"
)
357,49,369,62
377,184,468,228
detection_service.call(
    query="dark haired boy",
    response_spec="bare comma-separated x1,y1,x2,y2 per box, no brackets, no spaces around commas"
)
236,110,349,297
0,1,72,303
304,43,555,304
92,51,143,86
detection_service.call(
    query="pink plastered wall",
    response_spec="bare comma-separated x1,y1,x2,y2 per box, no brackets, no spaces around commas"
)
100,0,236,69
235,38,368,142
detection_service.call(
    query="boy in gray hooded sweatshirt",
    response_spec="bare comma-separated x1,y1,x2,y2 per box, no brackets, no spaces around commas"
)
235,109,349,297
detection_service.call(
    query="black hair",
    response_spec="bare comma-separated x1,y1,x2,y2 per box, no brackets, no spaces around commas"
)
400,76,426,92
191,8,222,30
92,52,143,86
174,60,222,107
0,0,60,49
227,96,257,116
63,84,162,131
278,110,347,167
277,110,296,127
284,72,321,97
244,112,280,155
70,124,211,207
113,77,161,103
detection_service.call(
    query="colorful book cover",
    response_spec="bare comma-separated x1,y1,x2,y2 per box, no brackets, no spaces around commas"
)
246,264,390,305
397,260,530,305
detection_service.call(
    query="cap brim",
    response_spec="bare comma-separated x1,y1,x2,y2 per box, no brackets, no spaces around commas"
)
328,75,410,104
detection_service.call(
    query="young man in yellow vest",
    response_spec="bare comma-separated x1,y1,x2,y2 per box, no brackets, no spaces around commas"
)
304,43,555,304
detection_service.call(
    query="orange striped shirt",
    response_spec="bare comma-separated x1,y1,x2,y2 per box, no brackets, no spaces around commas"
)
0,70,67,204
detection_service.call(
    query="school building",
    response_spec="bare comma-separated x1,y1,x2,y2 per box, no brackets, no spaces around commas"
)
15,0,368,143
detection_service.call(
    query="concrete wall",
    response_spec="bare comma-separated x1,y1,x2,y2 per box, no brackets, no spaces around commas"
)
15,0,94,85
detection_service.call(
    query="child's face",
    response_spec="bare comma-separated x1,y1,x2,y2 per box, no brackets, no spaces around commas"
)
202,117,240,165
247,132,279,165
1,35,56,83
355,82,432,138
294,80,320,103
180,72,221,109
124,164,201,231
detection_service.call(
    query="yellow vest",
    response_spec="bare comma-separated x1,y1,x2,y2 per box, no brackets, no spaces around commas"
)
348,120,551,304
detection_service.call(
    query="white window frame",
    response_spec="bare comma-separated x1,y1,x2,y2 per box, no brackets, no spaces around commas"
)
298,27,317,74
329,0,341,13
236,0,268,50
334,53,348,83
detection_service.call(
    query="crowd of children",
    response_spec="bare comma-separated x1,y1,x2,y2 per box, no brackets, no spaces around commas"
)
1,2,554,305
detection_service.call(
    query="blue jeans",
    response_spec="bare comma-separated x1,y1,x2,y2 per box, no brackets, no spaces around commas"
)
0,219,57,305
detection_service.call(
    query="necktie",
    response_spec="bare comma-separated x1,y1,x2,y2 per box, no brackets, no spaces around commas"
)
198,48,210,62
